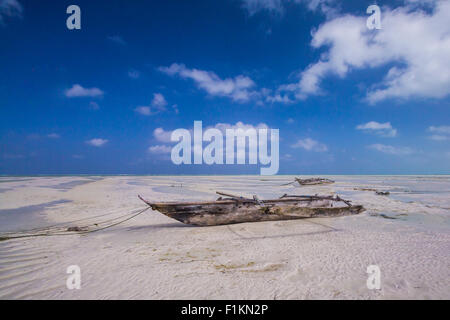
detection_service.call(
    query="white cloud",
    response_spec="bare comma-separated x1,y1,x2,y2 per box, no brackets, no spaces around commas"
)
159,63,257,103
65,84,104,98
264,92,294,104
241,0,337,17
368,144,414,155
134,93,168,116
303,0,337,14
278,0,450,104
151,93,167,108
134,106,152,116
47,133,60,139
429,135,449,141
128,69,140,79
241,0,283,16
428,125,450,134
356,121,397,137
212,121,268,133
107,35,126,46
86,138,108,147
428,125,450,141
404,0,439,7
291,138,328,152
153,127,173,143
0,0,22,25
148,145,172,154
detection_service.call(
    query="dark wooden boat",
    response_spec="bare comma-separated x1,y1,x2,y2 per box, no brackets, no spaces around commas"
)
138,192,364,226
281,177,335,186
295,178,335,185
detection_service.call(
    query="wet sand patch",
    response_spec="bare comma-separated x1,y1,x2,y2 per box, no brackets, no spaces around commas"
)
38,178,102,192
0,200,72,232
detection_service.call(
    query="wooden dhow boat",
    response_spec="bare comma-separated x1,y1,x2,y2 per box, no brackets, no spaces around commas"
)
138,192,364,226
281,177,335,186
295,178,335,185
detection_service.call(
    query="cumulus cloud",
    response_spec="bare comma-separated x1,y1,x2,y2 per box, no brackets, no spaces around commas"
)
356,121,397,137
277,0,450,104
429,135,449,141
151,93,167,108
264,91,294,104
368,144,414,155
428,125,450,141
65,84,104,98
291,138,328,152
86,138,108,147
241,0,283,16
135,93,168,116
153,127,172,143
158,63,257,103
428,125,450,134
134,106,152,116
241,0,337,17
212,121,268,133
0,0,23,25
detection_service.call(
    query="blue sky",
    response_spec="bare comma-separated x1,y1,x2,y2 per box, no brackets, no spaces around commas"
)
0,0,449,175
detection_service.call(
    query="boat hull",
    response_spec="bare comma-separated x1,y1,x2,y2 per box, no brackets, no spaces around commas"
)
146,199,364,226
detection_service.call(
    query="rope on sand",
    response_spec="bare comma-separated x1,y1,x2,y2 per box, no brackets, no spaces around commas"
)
0,206,151,242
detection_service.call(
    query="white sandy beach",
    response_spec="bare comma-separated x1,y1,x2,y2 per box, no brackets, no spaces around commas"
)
0,175,449,299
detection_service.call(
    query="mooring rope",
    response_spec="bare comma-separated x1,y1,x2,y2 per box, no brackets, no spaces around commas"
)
1,206,146,235
0,206,151,241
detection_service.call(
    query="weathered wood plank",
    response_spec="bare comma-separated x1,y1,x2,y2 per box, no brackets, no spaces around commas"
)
139,193,365,226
